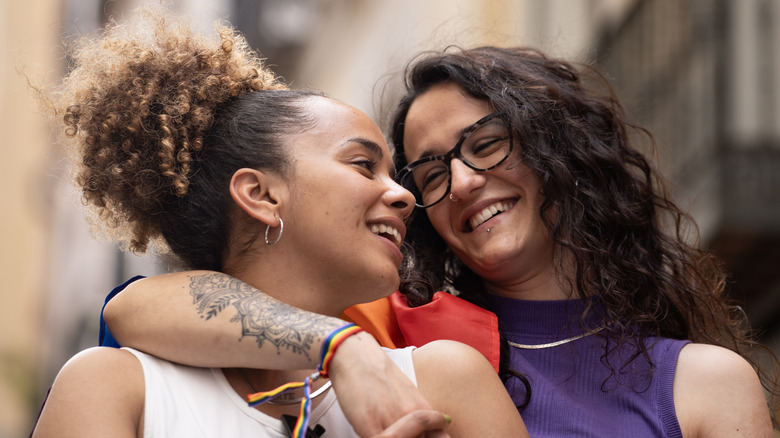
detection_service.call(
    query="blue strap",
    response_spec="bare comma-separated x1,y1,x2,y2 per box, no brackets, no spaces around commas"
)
99,275,146,347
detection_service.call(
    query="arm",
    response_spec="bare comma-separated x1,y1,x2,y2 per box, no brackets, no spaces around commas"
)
413,340,529,438
104,271,434,435
32,347,143,438
674,343,774,438
105,271,346,369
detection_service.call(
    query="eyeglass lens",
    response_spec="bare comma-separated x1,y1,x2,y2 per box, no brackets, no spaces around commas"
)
402,116,511,207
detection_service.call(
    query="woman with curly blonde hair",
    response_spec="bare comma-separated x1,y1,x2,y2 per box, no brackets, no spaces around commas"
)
31,7,528,438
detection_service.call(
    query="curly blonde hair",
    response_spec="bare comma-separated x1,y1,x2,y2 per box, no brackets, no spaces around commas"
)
52,6,286,254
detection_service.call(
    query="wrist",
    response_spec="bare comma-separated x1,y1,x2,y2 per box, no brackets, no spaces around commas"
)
328,330,384,380
317,323,364,377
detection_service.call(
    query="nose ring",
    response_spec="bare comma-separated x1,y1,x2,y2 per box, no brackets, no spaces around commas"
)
449,193,458,202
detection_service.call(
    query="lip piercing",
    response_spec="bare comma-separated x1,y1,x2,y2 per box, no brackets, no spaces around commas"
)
449,193,458,202
487,228,492,232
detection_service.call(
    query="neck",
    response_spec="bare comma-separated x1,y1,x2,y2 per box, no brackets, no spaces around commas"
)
479,246,577,300
223,252,348,318
220,246,348,416
481,265,571,301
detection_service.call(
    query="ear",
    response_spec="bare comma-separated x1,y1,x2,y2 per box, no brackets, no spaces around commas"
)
229,168,285,227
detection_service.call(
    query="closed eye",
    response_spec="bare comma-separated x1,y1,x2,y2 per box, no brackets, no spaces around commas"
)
354,159,378,175
471,137,507,156
420,167,447,190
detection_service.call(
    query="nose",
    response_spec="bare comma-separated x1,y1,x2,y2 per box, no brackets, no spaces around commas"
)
384,177,415,219
448,158,486,201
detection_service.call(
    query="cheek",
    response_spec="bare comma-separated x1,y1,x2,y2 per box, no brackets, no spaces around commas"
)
425,207,455,238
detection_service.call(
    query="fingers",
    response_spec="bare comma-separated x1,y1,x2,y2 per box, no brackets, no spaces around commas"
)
370,410,451,438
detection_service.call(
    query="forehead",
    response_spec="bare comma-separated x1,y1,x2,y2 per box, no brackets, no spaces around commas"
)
293,97,389,155
403,82,494,161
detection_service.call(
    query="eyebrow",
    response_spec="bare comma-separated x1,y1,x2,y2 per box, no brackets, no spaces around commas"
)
414,122,476,160
350,137,384,158
349,137,396,177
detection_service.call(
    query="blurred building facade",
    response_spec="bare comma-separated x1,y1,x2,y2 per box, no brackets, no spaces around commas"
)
594,0,780,352
3,0,778,436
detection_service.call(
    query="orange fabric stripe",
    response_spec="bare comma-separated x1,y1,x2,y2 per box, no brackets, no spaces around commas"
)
343,291,500,373
342,296,406,348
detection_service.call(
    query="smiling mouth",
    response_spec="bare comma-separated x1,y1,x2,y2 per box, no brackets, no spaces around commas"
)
466,200,516,232
370,224,403,247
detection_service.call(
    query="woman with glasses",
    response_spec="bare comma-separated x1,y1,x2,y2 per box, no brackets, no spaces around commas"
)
98,46,776,436
389,46,776,437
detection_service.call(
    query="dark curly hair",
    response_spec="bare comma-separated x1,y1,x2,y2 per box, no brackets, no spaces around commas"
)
389,46,777,405
50,6,321,270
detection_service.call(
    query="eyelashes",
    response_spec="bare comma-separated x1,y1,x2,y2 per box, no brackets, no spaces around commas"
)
354,159,379,174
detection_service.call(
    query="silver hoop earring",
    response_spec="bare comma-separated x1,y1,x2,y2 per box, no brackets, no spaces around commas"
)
449,193,458,202
264,218,284,246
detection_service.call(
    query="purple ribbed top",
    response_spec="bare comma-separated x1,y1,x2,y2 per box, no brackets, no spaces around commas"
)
487,295,688,437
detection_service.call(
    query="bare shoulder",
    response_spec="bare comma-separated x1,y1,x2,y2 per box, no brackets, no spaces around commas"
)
412,339,489,377
32,347,144,438
54,346,144,387
412,340,528,437
674,343,773,438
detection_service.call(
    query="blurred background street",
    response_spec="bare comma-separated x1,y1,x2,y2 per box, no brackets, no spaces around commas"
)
2,0,779,436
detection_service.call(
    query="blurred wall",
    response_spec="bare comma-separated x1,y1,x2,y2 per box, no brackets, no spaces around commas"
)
0,0,60,435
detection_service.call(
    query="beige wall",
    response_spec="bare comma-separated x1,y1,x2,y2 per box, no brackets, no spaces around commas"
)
294,0,635,120
1,0,61,435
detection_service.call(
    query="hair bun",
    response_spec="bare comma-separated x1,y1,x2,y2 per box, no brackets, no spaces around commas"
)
54,5,287,253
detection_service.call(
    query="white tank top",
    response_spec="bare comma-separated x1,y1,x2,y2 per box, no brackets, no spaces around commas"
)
124,346,417,437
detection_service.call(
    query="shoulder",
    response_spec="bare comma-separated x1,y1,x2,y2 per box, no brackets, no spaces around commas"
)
411,340,528,437
33,347,144,437
410,340,500,407
411,340,497,400
59,346,145,382
674,343,773,437
675,343,761,393
412,340,490,378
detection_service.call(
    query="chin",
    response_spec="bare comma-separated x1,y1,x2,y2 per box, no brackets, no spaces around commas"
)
355,274,399,300
457,245,511,270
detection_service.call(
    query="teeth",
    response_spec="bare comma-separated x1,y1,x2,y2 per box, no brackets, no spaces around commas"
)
469,201,515,230
370,224,402,246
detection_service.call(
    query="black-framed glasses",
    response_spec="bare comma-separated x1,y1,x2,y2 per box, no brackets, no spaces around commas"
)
396,112,513,208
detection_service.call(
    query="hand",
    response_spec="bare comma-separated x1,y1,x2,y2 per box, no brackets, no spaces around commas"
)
370,410,451,438
327,332,433,437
